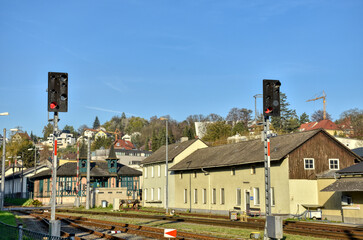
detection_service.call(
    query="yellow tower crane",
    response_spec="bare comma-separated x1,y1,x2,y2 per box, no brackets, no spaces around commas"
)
306,91,327,120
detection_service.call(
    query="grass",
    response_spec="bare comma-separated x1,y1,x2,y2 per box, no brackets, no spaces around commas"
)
62,211,329,240
0,211,18,240
4,198,29,206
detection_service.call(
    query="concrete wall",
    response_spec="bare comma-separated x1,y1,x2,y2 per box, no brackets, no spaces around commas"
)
94,187,128,207
288,180,319,215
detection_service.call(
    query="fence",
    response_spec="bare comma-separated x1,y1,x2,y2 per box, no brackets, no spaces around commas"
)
0,221,71,240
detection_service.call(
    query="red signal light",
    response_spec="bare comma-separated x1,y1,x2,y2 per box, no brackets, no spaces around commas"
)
265,107,273,114
50,102,58,109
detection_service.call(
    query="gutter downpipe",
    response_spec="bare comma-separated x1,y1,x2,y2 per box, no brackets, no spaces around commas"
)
201,168,210,213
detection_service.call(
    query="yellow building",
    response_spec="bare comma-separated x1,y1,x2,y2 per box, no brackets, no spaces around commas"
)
141,139,208,209
166,130,361,220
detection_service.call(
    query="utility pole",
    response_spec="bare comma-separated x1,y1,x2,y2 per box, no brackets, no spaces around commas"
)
86,137,91,210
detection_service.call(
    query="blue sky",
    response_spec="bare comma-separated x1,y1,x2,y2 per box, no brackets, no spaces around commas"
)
1,0,362,137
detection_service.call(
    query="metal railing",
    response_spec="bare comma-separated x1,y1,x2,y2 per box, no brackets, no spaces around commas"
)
0,221,71,240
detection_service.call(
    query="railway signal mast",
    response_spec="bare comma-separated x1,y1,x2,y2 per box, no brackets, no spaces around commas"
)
262,80,282,240
48,72,68,237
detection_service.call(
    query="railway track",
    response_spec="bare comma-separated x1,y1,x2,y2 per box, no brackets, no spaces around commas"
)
56,209,363,240
18,210,230,240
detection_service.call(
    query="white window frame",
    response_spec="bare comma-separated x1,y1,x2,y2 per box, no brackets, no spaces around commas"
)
251,165,256,175
304,158,315,170
329,158,340,170
194,189,198,204
203,188,207,204
151,188,154,200
157,187,161,201
231,167,235,176
254,187,260,205
184,189,188,203
180,172,183,179
157,165,161,177
220,188,225,205
144,188,148,201
151,166,154,178
236,188,241,206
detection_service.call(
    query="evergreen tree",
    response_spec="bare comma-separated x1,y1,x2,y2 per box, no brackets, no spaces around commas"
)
271,93,299,133
151,130,159,152
145,138,150,151
93,116,100,129
299,112,310,124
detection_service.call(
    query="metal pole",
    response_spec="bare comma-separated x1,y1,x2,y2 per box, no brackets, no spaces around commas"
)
263,116,271,240
1,129,6,211
34,147,37,176
75,141,80,207
86,137,90,210
50,112,61,237
165,119,168,214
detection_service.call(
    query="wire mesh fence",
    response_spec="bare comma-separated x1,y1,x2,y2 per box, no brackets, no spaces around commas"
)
0,221,71,240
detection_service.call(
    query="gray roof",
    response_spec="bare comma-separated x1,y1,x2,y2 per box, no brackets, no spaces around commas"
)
352,147,363,158
321,178,363,192
31,161,141,179
141,139,200,165
337,162,363,175
170,129,358,171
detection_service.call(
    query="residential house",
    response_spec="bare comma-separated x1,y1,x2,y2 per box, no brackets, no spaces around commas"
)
12,132,31,143
114,139,135,150
166,129,361,222
31,145,142,205
141,139,208,209
322,162,363,224
299,119,343,136
43,130,76,149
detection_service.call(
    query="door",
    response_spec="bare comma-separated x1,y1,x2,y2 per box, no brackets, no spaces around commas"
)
39,180,44,198
245,191,250,214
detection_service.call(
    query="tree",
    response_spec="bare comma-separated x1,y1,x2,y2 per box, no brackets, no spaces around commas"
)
202,121,232,145
77,124,89,136
63,125,77,137
311,110,332,122
207,113,224,122
93,116,101,129
232,122,248,135
226,108,252,126
271,93,299,133
42,123,53,140
91,137,112,151
299,112,310,124
126,117,148,134
337,108,363,139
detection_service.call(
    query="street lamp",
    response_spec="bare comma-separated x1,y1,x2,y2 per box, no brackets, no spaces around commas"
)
160,117,169,214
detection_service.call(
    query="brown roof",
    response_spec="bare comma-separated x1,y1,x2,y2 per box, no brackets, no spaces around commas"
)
321,178,363,192
141,139,200,165
170,129,327,171
31,161,141,179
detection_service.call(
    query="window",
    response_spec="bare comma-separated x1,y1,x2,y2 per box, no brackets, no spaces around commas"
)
220,188,225,205
157,188,161,201
180,172,183,179
251,166,256,174
304,158,315,169
342,195,352,205
236,188,241,206
194,189,198,203
184,189,188,203
144,167,148,178
203,189,207,204
157,165,161,177
271,187,275,206
212,188,216,204
144,189,148,201
194,171,197,178
231,168,235,176
151,166,154,178
151,188,154,200
254,188,260,205
329,159,339,170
